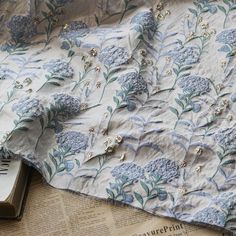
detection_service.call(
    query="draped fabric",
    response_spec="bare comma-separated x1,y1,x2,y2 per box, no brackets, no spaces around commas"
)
1,0,236,233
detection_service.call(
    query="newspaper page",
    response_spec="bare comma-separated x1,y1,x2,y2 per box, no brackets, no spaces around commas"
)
0,171,230,236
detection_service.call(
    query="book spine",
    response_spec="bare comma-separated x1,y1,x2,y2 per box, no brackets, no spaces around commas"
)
0,146,14,159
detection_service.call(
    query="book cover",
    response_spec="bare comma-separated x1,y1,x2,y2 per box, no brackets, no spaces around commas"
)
0,159,30,219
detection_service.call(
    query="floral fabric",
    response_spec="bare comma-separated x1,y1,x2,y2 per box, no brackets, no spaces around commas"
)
1,0,236,233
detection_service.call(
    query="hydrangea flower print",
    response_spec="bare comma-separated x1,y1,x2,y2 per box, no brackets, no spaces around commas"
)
60,21,89,42
98,45,129,67
52,93,80,117
43,59,74,79
131,11,157,33
7,15,37,42
117,72,148,94
111,163,144,182
216,29,236,47
56,131,88,154
171,46,200,65
215,127,236,150
144,158,180,182
194,207,226,227
178,76,210,95
12,97,44,118
212,192,236,211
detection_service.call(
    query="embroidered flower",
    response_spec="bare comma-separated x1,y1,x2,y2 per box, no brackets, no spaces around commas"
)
216,29,236,47
171,46,200,65
12,97,44,117
178,76,210,95
123,194,134,203
111,163,144,182
56,131,88,153
64,160,75,172
192,103,201,113
0,68,13,80
118,72,148,94
98,45,129,67
54,120,63,133
215,127,236,149
231,93,236,102
131,11,157,32
53,93,80,117
7,15,37,42
144,158,180,181
43,59,74,79
60,21,89,42
212,192,236,211
194,207,226,227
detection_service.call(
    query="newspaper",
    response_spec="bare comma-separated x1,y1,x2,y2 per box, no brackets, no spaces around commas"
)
0,171,229,236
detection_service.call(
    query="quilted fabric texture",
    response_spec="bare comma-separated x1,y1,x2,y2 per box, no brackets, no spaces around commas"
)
1,0,236,233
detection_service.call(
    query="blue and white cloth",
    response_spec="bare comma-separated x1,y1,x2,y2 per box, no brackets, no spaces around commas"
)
1,0,236,233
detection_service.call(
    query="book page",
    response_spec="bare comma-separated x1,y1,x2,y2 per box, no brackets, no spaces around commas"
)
0,159,21,202
0,171,230,236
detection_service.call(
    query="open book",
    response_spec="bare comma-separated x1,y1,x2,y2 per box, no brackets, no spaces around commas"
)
0,159,30,219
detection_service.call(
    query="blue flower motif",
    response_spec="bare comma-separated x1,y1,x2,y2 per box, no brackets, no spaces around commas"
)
231,93,236,102
111,163,144,182
178,76,210,95
144,158,180,182
171,46,200,65
43,59,74,79
215,127,236,149
123,194,134,203
7,15,37,42
56,131,88,153
53,149,61,157
216,29,236,47
194,207,226,227
61,41,71,50
64,160,75,172
12,97,44,117
98,45,129,67
54,120,64,133
52,93,80,117
0,67,13,80
118,72,148,94
60,21,89,43
212,192,236,211
192,103,201,113
131,11,157,33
